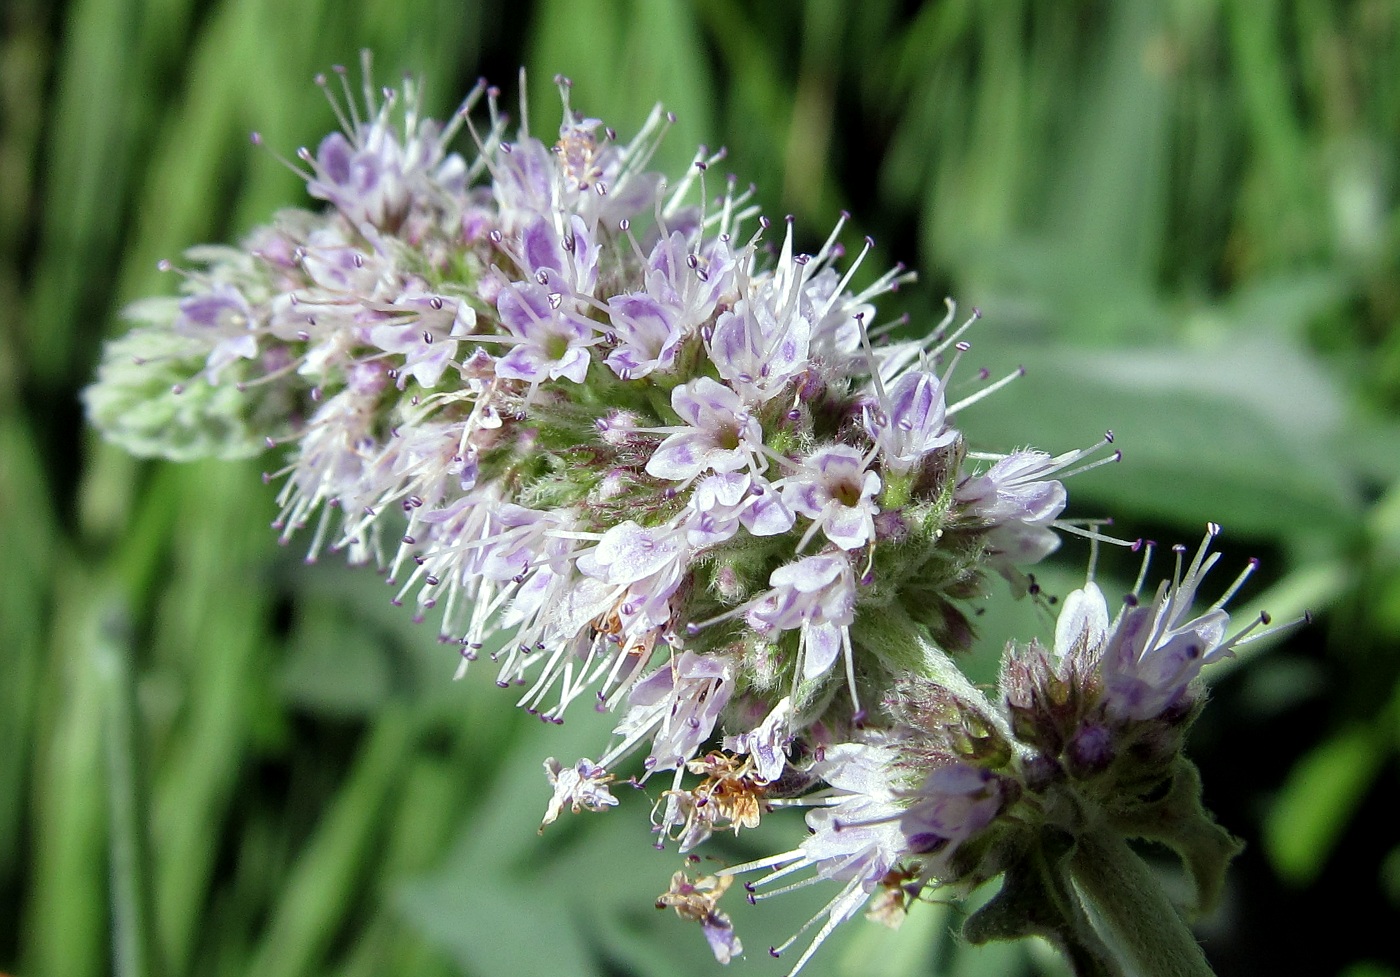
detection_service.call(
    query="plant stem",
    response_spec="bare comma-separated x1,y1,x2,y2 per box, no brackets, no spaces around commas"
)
97,596,163,977
1068,829,1217,977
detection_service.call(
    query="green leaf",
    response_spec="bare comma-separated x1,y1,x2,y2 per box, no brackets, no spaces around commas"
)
954,332,1363,540
1263,723,1385,886
1105,759,1244,917
245,708,421,977
963,831,1120,977
149,460,282,977
0,417,58,878
96,596,163,977
23,562,115,977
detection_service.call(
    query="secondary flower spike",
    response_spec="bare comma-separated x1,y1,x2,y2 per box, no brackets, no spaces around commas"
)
86,53,1299,977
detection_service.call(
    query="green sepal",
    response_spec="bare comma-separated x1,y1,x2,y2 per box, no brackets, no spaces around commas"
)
879,469,915,510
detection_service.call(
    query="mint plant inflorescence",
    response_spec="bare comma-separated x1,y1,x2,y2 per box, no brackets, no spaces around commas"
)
86,57,1300,976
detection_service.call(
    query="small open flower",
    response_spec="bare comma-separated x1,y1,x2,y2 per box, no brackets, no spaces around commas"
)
864,367,957,473
782,445,882,551
748,553,857,684
1098,525,1289,722
646,377,765,481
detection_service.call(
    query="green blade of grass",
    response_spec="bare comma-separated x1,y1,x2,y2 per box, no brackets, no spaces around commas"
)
96,594,164,977
23,564,114,977
245,707,420,977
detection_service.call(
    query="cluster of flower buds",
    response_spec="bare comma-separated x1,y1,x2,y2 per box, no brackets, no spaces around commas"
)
86,55,1302,974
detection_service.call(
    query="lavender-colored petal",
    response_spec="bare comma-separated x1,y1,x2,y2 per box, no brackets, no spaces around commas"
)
770,553,846,593
740,487,795,536
314,132,354,186
823,505,872,551
582,521,684,583
646,432,707,480
494,344,550,382
553,346,591,383
672,376,740,427
521,216,565,276
701,913,743,965
803,621,844,680
497,282,555,333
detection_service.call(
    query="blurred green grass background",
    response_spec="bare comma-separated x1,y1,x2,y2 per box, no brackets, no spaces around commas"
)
3,1,1399,975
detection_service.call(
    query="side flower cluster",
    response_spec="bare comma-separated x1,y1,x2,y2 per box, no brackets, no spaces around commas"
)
85,56,1297,975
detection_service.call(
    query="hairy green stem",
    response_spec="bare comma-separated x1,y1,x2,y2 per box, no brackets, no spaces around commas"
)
1069,829,1217,977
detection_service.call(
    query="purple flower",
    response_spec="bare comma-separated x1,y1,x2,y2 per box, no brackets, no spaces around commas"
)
272,384,384,561
956,449,1067,526
494,280,595,384
956,449,1069,574
1031,528,1281,724
800,745,909,881
1099,529,1240,722
782,445,882,551
645,377,764,481
95,62,1239,977
292,61,473,233
708,295,812,404
748,553,856,682
577,521,691,635
610,652,736,775
899,764,1003,872
864,368,958,472
580,521,687,585
488,137,556,233
470,503,571,582
488,105,667,234
683,473,794,549
649,230,735,320
517,214,599,296
720,744,1005,975
555,109,666,227
604,231,734,379
366,292,475,388
604,293,682,380
306,117,464,231
1103,605,1226,723
308,130,406,229
802,267,868,370
369,420,478,511
298,233,388,295
700,905,743,964
174,283,259,382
